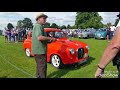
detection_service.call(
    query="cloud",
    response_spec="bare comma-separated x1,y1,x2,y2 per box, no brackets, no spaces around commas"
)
0,12,119,30
98,12,119,24
0,12,24,30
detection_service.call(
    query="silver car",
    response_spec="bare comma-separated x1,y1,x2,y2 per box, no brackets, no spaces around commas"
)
78,29,95,39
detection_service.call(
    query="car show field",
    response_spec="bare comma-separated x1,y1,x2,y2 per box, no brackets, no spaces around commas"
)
0,36,118,78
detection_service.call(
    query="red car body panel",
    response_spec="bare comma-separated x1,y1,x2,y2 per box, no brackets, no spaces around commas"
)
23,28,89,65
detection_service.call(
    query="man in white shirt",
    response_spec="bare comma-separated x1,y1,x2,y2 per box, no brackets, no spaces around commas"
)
110,25,116,39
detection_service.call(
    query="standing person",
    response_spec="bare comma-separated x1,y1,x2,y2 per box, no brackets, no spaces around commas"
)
4,28,8,43
15,29,18,43
110,25,116,40
8,29,11,43
11,30,15,43
95,19,120,78
32,13,56,78
23,28,27,41
106,27,111,42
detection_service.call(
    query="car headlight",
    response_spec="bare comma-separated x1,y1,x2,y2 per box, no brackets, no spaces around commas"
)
70,48,75,55
86,46,90,49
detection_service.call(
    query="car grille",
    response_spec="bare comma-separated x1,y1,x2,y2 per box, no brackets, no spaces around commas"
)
77,48,84,59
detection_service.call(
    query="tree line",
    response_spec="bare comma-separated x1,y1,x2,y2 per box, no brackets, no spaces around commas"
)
7,12,119,30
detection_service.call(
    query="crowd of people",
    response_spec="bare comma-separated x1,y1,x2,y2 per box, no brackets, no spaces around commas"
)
4,27,30,43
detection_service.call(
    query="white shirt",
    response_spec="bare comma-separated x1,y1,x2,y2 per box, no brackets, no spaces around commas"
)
110,26,116,31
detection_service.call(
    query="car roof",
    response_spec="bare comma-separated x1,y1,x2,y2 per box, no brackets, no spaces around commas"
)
44,28,62,32
29,28,62,34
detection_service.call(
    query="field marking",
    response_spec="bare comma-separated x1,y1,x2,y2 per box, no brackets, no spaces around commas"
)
0,55,36,78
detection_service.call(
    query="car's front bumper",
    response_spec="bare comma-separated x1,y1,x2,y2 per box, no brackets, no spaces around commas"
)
77,56,89,65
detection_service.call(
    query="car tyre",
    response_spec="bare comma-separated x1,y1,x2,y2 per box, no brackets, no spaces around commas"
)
25,48,31,57
51,54,63,69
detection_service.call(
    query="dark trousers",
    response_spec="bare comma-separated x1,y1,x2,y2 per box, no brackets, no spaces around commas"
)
117,65,120,78
35,54,47,78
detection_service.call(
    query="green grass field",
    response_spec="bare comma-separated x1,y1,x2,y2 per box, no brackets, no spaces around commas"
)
0,36,118,78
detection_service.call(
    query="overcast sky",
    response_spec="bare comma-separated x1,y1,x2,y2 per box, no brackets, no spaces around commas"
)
0,12,119,30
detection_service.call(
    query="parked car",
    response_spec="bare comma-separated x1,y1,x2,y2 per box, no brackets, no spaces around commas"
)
78,29,95,39
94,28,107,39
23,28,89,68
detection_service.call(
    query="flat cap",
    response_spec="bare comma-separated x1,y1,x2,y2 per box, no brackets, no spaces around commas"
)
36,13,48,21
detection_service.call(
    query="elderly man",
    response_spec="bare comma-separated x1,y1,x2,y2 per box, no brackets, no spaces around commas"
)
95,19,120,78
32,13,56,78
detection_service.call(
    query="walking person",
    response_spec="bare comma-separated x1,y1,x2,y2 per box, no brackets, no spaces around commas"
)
32,13,56,78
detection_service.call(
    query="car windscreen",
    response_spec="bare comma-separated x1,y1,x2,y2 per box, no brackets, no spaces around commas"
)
54,31,66,38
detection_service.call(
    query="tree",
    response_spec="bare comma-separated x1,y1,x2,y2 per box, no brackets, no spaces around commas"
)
75,12,103,29
50,23,58,28
22,18,33,29
71,25,77,29
7,23,14,30
67,24,71,29
60,25,66,30
44,22,50,28
17,20,23,29
57,25,61,29
114,18,119,26
107,22,112,26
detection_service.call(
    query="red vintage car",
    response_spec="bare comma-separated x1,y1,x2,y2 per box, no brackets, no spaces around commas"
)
23,28,89,68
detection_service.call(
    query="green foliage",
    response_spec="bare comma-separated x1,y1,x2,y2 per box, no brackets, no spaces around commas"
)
60,25,66,30
50,23,58,28
17,18,33,30
67,24,71,29
22,18,33,29
17,20,23,29
107,22,112,27
114,18,119,26
75,12,104,29
7,23,14,30
44,22,50,28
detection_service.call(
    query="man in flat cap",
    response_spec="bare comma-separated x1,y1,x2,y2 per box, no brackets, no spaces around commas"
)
32,13,56,78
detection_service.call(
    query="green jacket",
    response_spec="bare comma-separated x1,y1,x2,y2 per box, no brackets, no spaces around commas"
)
32,23,47,54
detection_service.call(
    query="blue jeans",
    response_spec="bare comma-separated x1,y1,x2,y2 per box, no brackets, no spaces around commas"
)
110,31,114,40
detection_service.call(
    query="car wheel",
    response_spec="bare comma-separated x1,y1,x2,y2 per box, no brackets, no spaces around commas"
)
51,54,63,69
25,48,31,57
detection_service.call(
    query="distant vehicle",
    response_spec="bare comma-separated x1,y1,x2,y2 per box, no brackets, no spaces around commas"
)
23,28,89,69
78,29,95,39
94,28,107,39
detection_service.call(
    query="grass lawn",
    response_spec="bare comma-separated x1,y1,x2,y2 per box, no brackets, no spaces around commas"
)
0,36,118,78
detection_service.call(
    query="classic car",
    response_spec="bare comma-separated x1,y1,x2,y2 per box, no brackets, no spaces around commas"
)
23,28,89,68
78,29,95,39
94,28,107,39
